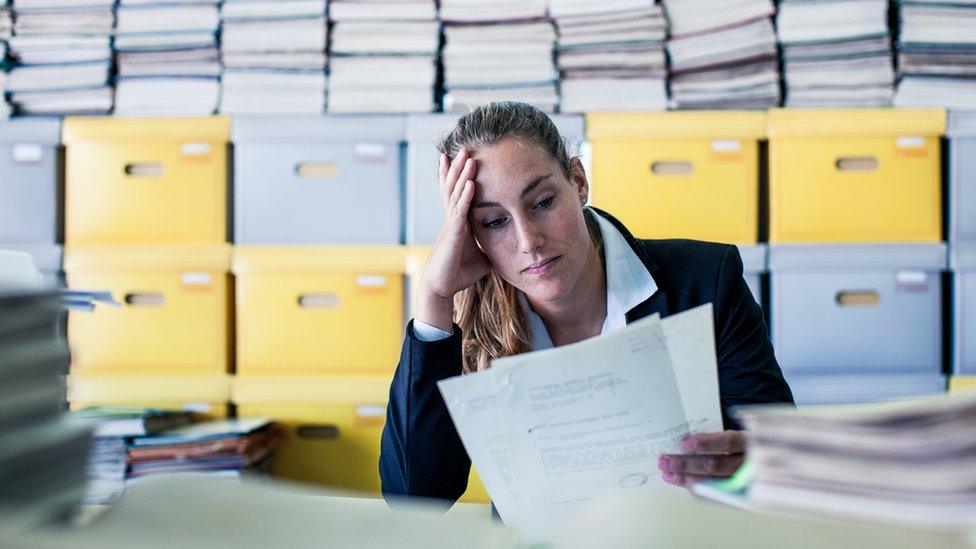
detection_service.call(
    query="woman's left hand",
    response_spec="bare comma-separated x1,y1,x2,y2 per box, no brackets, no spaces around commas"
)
657,431,746,488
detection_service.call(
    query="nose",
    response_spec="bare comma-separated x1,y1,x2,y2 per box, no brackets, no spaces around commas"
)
513,216,544,254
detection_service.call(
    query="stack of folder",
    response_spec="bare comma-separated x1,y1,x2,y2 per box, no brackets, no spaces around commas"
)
894,1,976,109
6,0,114,115
114,0,220,115
778,0,894,107
327,0,438,113
0,290,91,532
441,0,557,112
551,0,667,112
219,0,327,115
663,0,780,109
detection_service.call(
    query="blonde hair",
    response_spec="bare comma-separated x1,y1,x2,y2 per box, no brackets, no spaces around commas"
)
437,101,602,373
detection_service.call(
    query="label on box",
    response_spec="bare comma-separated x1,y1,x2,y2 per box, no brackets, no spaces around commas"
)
181,142,211,156
710,139,743,161
181,272,213,292
894,136,928,158
356,275,388,288
355,404,387,427
12,144,43,163
895,270,929,293
354,143,388,164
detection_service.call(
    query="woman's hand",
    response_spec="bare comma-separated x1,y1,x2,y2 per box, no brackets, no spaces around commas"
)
416,149,492,331
657,431,746,488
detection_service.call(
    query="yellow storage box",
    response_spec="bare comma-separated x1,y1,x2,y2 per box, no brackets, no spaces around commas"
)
65,245,233,375
587,111,765,244
67,374,232,418
233,376,490,502
949,377,976,393
234,247,406,376
768,109,945,243
62,117,230,245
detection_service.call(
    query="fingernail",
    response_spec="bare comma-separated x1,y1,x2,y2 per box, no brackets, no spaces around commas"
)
658,456,672,470
662,472,678,484
681,437,697,452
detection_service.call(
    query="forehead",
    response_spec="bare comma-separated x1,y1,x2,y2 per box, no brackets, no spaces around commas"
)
470,138,556,195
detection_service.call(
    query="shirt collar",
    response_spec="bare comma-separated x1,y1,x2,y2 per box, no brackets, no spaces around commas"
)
519,208,659,350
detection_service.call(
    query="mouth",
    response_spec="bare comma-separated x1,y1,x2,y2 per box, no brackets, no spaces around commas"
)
522,256,560,275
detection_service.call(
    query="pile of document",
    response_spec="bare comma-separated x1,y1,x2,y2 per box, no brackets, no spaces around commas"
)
778,0,893,107
0,290,92,533
1,6,9,119
114,0,220,115
219,0,327,115
439,304,722,542
551,0,667,112
894,1,976,109
5,0,114,115
663,0,780,109
328,0,438,113
738,391,976,531
441,0,557,112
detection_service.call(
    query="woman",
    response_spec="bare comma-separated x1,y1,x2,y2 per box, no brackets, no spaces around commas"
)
380,101,793,503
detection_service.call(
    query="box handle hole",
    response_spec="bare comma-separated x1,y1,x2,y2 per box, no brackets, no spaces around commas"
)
124,163,164,177
296,424,340,439
298,293,340,310
295,162,339,179
650,161,693,176
835,290,879,307
124,293,165,307
835,157,878,172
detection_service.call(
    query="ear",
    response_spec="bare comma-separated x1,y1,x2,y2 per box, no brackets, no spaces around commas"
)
569,157,589,207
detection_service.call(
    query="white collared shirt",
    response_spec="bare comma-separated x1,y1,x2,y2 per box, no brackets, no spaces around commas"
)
413,208,658,347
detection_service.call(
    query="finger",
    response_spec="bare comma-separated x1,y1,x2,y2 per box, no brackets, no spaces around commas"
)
681,431,747,455
438,153,449,188
658,454,744,477
450,180,475,226
661,471,718,489
449,160,474,210
442,148,468,194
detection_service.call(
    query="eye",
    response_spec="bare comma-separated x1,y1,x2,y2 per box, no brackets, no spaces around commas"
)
484,217,507,230
534,196,554,209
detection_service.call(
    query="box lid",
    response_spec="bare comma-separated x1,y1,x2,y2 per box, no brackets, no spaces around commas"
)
232,375,390,405
232,245,406,274
62,116,230,143
736,244,767,274
769,244,947,271
586,111,766,140
947,111,976,138
0,118,61,144
66,374,232,403
64,245,231,273
951,243,976,270
767,108,946,138
232,115,405,142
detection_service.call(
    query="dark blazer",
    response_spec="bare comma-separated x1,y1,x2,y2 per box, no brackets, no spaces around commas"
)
379,207,794,503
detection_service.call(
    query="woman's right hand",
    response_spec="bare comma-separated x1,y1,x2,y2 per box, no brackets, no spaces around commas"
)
416,149,491,331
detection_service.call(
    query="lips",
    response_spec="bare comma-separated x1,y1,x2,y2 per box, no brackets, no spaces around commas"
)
523,256,559,274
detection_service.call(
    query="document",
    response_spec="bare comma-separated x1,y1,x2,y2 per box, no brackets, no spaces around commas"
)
438,304,722,542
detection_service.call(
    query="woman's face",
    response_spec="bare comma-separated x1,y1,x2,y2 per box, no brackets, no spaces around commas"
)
468,137,593,304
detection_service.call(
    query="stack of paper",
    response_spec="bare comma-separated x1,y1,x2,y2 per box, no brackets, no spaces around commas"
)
114,0,220,115
219,0,327,115
6,0,114,115
0,2,10,38
778,0,893,107
442,18,557,112
328,1,438,113
0,290,92,533
1,8,9,119
551,0,667,112
438,304,722,542
894,1,976,109
663,0,780,109
738,391,976,531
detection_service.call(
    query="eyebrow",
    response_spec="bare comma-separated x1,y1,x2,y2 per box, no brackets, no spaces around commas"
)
472,173,553,209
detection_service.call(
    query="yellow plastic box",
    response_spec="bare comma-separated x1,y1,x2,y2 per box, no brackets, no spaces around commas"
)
234,247,406,376
67,374,232,418
587,111,765,244
65,245,233,375
62,117,230,245
949,377,976,393
768,109,945,243
233,376,490,502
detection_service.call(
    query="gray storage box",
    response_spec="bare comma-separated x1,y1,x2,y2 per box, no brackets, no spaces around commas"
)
784,374,946,406
0,119,62,243
405,113,585,245
232,116,405,245
770,244,946,375
736,243,766,305
948,112,976,243
952,244,976,374
0,243,64,288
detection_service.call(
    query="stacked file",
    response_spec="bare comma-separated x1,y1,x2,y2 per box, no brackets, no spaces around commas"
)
442,2,557,112
1,7,9,119
739,392,976,530
552,0,667,112
778,0,893,107
6,0,114,115
114,0,220,115
0,290,91,533
894,1,976,109
219,0,327,115
663,0,780,109
328,0,438,113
